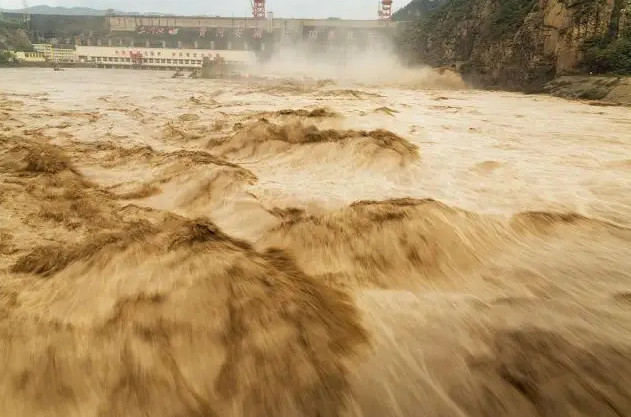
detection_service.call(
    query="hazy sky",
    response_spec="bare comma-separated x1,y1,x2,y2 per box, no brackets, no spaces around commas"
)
1,0,399,19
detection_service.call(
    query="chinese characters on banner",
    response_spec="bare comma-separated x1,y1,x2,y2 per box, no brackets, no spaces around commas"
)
233,20,246,38
137,26,178,35
134,25,269,40
304,27,360,42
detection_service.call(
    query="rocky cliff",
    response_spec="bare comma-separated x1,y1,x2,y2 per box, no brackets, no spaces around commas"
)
398,0,631,91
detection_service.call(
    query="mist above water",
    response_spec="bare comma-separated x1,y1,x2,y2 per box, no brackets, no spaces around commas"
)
251,43,466,89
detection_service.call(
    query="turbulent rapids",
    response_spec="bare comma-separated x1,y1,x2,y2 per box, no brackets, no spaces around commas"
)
1,66,631,417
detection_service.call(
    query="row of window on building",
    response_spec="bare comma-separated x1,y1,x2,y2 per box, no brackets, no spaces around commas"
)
85,56,204,65
15,48,76,63
112,50,211,58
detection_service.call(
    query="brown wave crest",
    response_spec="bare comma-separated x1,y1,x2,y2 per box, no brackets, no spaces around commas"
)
2,216,368,417
0,137,77,175
510,210,628,234
274,107,339,118
258,198,507,287
71,141,257,208
245,108,340,121
209,120,419,166
0,136,121,233
258,198,631,289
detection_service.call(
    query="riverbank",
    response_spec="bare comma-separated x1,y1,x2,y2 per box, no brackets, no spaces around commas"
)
544,75,631,106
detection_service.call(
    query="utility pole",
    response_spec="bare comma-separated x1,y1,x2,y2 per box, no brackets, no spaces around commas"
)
22,0,31,31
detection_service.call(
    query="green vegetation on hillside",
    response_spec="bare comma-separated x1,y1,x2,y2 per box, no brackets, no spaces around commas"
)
490,0,537,36
580,0,631,74
561,0,607,23
392,0,448,21
0,16,33,52
423,0,473,29
397,0,534,63
398,0,630,80
582,33,631,73
397,0,472,50
0,50,12,64
405,0,536,35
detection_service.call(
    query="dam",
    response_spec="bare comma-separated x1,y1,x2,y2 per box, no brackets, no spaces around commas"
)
5,12,403,68
15,13,401,53
107,15,400,49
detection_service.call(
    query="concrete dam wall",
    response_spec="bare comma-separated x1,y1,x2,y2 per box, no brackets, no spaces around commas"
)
16,13,402,52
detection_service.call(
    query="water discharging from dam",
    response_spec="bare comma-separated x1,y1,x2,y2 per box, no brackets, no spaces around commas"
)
1,58,631,417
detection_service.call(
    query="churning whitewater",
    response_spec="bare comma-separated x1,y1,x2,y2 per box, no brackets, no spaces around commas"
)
1,66,631,417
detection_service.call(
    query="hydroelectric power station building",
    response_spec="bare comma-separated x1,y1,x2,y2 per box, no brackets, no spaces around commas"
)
7,12,401,61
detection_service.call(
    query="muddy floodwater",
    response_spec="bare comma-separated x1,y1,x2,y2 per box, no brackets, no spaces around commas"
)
1,68,631,417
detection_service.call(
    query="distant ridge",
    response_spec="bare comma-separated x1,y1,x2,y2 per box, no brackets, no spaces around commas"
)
0,5,175,16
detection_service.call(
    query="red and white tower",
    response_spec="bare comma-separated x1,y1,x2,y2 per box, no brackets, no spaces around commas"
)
253,0,266,19
379,0,393,20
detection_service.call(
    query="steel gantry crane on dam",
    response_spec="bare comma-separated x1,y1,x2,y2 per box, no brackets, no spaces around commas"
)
379,0,394,20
